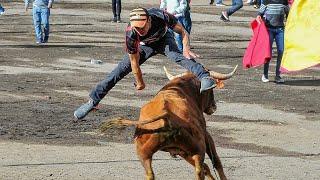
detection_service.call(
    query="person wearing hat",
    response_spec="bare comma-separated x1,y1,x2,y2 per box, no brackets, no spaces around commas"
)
74,7,217,120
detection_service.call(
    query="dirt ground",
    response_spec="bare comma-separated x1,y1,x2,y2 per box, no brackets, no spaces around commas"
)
0,0,319,179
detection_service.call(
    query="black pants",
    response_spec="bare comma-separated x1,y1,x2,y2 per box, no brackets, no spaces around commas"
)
112,0,121,17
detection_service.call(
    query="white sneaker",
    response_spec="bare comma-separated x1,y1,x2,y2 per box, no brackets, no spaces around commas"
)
215,3,226,7
261,75,269,83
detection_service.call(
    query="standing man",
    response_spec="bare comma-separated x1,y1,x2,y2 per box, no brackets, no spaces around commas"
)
74,7,217,120
25,0,54,44
220,0,243,22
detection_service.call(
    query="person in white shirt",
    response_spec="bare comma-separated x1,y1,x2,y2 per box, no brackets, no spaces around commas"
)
160,0,192,52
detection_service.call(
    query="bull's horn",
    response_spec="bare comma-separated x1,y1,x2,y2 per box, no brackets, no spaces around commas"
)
163,66,188,80
209,65,238,80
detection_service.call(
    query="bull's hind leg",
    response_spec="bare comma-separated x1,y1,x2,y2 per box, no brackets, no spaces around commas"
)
205,132,227,180
136,135,162,180
181,154,215,180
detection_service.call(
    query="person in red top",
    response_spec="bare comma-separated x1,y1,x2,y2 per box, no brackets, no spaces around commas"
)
74,7,216,120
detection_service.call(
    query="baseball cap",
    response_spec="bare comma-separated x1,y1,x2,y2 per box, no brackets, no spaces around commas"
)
130,8,149,28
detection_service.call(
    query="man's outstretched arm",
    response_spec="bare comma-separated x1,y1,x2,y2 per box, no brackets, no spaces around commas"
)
172,22,199,59
129,53,145,90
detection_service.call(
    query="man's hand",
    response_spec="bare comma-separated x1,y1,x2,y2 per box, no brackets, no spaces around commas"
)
134,81,145,90
183,49,200,59
129,53,146,90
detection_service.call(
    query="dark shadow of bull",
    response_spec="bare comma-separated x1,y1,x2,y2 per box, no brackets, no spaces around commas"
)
101,65,238,180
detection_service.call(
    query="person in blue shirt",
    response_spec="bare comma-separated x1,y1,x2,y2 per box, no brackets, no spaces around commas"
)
257,0,289,83
25,0,54,44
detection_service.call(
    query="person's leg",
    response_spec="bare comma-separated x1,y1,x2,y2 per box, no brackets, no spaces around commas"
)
116,0,121,22
183,10,192,35
74,45,157,120
226,0,243,16
263,28,275,79
161,33,210,80
274,27,284,79
175,17,185,52
111,0,117,22
41,8,50,43
89,45,156,104
32,7,42,43
161,33,214,92
0,4,4,14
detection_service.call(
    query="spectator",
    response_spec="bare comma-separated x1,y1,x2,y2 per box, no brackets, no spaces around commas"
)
0,4,5,15
25,0,54,44
220,0,243,22
111,0,121,23
74,7,217,120
256,0,289,83
160,0,192,52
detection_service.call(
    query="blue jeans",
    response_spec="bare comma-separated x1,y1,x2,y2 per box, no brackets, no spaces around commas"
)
175,11,192,52
227,0,243,16
89,32,209,103
0,4,4,13
263,27,284,78
32,6,50,42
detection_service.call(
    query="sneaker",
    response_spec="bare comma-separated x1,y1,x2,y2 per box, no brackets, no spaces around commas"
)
111,17,117,23
116,16,121,23
220,11,230,22
200,77,216,93
74,99,97,120
261,75,269,83
275,76,285,84
215,3,226,7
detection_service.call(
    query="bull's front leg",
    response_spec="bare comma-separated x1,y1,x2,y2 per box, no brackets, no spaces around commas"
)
192,154,205,180
205,132,227,180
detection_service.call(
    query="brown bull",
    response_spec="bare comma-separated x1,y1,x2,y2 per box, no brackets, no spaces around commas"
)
104,66,237,180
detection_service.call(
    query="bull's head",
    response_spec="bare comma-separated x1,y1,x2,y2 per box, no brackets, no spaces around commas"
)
163,65,237,115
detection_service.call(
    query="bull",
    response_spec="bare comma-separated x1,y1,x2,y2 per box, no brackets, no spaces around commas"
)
102,65,237,180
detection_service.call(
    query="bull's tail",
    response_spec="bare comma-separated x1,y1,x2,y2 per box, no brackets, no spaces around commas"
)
99,111,168,132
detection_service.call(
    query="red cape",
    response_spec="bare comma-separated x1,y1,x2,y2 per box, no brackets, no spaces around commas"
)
243,19,271,69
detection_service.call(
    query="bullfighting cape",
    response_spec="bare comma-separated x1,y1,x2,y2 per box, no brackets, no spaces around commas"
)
281,0,320,72
243,19,271,69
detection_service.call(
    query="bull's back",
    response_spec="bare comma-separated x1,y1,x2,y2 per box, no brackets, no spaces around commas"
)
137,88,202,131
